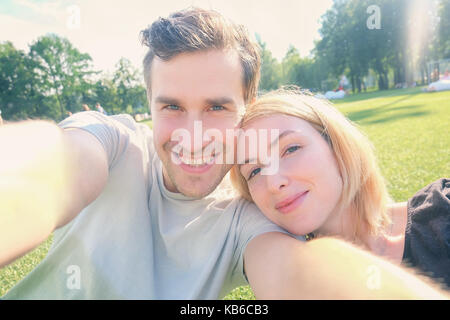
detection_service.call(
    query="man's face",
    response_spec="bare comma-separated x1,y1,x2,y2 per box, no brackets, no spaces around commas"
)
150,49,245,198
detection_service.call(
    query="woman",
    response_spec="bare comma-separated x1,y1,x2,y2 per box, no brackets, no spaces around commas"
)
230,88,450,287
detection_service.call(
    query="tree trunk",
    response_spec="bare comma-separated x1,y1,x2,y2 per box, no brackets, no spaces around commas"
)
383,72,389,90
420,63,426,86
351,74,356,93
377,73,384,90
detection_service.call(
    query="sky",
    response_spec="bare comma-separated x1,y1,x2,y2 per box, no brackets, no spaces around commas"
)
0,0,333,74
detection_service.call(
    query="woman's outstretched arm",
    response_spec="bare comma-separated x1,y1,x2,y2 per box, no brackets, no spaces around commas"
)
244,232,448,299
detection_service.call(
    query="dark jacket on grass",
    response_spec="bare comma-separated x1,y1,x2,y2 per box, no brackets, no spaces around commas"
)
403,178,450,289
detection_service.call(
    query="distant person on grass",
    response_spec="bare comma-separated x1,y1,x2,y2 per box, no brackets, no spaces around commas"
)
0,8,447,299
230,89,450,288
95,103,107,115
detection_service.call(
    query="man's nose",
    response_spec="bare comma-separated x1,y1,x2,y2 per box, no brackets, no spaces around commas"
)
178,117,209,156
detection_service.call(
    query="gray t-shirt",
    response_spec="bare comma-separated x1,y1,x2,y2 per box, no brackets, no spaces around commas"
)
3,111,300,299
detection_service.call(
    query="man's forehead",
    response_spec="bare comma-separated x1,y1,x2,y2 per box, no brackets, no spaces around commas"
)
150,49,245,103
151,50,241,76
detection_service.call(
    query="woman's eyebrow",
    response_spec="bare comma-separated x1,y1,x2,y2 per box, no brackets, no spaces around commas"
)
239,129,300,168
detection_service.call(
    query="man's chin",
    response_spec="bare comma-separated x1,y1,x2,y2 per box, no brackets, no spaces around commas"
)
162,159,232,198
167,172,225,199
178,187,214,199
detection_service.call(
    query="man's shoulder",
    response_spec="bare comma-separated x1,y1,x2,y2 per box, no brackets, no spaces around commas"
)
64,111,154,147
202,174,268,220
60,111,151,135
59,111,155,168
212,193,276,227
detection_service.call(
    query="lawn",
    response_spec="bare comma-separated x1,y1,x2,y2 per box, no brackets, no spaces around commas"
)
1,87,449,299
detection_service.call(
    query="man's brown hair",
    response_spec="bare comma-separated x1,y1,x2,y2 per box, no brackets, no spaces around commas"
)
140,7,261,104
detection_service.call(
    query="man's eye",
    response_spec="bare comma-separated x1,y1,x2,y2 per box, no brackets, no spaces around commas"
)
165,105,180,111
210,105,225,111
283,145,301,156
248,167,261,180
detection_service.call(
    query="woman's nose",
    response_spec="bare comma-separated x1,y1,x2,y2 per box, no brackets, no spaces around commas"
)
265,171,289,194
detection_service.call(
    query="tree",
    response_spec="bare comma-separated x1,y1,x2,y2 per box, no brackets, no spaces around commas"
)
111,58,147,115
93,77,119,115
29,34,96,120
0,42,57,120
436,0,450,59
281,46,324,90
256,34,282,92
316,0,350,83
315,0,436,91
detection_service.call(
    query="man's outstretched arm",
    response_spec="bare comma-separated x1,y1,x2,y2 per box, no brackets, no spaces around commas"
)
0,120,108,267
244,232,448,299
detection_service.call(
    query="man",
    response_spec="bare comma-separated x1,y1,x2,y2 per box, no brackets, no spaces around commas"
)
0,8,447,299
95,103,107,115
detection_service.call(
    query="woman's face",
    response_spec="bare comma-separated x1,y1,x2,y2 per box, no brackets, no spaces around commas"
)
239,114,344,236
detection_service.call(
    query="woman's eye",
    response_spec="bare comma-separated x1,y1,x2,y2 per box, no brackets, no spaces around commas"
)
248,167,261,180
210,105,225,111
284,145,301,156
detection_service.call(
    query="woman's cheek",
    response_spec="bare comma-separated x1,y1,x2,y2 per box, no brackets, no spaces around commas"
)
250,182,271,215
290,147,325,180
283,154,310,180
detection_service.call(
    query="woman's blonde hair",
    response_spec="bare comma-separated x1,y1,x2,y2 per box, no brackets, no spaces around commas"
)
230,88,392,240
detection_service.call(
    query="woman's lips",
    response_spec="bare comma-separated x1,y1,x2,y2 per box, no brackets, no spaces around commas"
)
275,191,309,214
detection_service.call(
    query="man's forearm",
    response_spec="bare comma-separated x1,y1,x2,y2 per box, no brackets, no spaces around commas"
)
245,233,448,299
0,120,72,267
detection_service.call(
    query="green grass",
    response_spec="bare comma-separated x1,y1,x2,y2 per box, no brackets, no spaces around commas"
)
334,87,450,201
1,87,449,299
0,236,52,296
138,119,153,129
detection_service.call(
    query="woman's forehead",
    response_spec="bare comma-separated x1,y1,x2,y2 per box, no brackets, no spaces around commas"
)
242,114,315,132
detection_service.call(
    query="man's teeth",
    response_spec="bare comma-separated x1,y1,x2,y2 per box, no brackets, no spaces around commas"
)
179,155,215,166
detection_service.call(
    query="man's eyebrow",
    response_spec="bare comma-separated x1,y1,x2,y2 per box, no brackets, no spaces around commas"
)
154,96,181,105
205,97,236,106
239,130,299,168
154,96,237,107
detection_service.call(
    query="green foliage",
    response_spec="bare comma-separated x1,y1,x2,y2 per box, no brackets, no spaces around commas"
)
0,35,148,122
255,0,449,93
29,34,97,120
112,58,148,115
436,0,450,59
281,46,324,91
315,0,447,91
256,34,282,92
0,42,55,120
